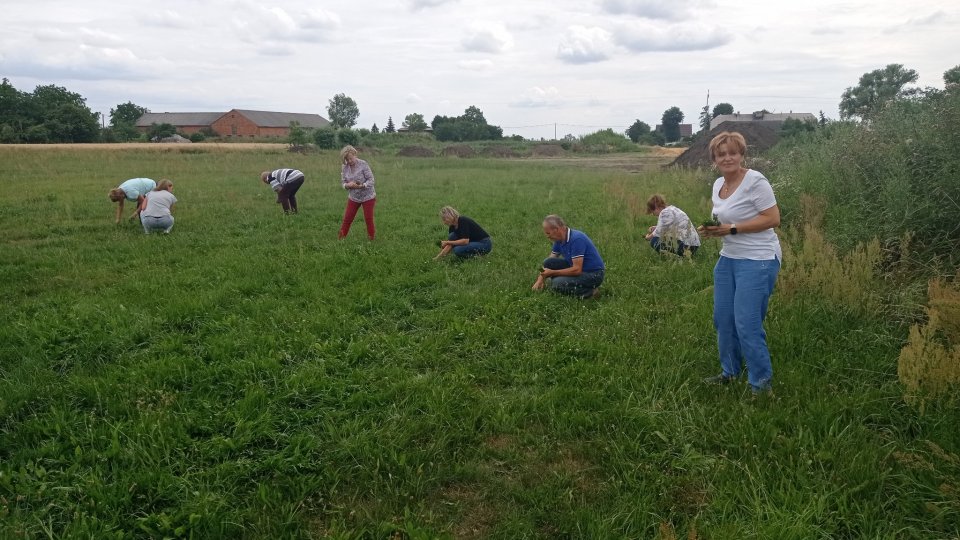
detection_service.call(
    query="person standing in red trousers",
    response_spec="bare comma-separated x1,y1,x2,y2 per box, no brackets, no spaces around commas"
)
338,145,376,240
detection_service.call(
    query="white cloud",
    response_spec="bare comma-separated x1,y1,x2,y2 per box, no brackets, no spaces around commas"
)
461,22,514,54
410,0,457,10
406,92,423,103
614,21,732,52
233,4,341,44
511,86,562,108
458,59,494,70
0,45,152,81
35,27,123,47
557,26,614,64
140,10,191,29
599,0,707,21
883,10,946,34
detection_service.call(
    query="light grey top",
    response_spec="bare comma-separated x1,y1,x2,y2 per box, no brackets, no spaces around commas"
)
142,190,177,218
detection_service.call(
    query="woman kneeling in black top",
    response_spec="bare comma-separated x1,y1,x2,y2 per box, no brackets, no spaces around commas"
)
434,206,492,260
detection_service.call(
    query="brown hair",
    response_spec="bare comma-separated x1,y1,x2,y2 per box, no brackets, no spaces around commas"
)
155,179,173,191
108,188,124,202
709,131,747,160
646,194,667,214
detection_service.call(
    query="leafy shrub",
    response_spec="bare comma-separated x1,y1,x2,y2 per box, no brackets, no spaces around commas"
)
189,132,206,143
337,129,360,147
579,128,637,153
313,128,336,149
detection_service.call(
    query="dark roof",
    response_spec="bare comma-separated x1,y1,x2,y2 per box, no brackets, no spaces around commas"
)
136,112,223,127
228,109,330,129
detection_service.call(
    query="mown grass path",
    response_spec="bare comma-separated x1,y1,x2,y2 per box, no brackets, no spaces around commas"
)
1,147,957,538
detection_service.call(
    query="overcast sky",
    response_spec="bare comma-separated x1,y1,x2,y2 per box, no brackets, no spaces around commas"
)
1,0,957,139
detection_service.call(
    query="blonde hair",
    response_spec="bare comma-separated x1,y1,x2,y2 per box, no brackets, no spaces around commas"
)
108,188,125,202
340,145,358,164
260,171,271,183
646,194,667,214
709,131,747,160
439,206,459,224
155,179,173,191
543,215,566,229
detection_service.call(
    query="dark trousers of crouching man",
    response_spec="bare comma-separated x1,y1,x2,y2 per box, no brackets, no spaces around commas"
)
542,257,604,298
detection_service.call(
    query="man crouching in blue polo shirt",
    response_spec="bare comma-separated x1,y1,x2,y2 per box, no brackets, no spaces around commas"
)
532,214,605,299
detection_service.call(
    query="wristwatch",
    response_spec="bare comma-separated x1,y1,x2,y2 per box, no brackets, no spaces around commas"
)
729,224,738,235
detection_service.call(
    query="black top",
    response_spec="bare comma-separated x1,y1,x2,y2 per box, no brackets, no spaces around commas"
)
449,216,490,242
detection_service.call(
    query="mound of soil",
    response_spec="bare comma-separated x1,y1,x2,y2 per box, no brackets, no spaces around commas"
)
532,144,565,157
441,144,476,158
481,146,519,158
670,121,781,168
396,145,436,157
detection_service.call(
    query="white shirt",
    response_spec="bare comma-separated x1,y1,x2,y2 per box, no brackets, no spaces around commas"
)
141,190,177,218
653,206,701,247
711,169,781,260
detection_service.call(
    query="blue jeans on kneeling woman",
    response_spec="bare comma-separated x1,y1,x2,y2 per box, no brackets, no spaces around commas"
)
449,232,492,258
542,257,604,298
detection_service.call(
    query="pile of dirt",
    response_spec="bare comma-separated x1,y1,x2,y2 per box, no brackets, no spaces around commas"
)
481,146,519,158
441,144,476,158
396,145,435,157
670,122,781,168
532,144,566,157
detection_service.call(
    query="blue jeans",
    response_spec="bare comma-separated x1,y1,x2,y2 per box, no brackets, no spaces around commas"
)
142,215,174,234
449,233,492,258
543,258,604,298
713,255,780,391
650,236,698,256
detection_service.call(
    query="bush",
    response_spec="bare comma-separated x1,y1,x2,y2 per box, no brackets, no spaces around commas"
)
337,129,360,147
188,132,206,143
314,128,336,149
579,128,637,153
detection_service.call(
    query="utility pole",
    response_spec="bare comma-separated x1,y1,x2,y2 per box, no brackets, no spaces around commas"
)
554,122,557,140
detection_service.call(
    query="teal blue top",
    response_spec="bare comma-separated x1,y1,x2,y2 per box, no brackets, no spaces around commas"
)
118,178,156,201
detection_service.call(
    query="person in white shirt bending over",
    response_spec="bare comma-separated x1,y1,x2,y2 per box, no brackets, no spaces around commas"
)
644,194,700,256
139,179,177,234
699,131,781,396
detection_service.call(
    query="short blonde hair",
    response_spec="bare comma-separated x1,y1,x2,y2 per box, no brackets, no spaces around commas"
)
439,206,459,224
155,179,173,191
340,145,358,164
709,131,747,160
645,194,667,214
260,171,271,183
108,188,125,202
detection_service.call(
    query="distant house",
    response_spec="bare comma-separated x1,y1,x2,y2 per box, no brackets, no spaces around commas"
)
654,123,694,138
136,109,330,138
709,111,816,131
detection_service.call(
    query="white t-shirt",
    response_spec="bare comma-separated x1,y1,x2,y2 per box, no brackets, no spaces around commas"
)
653,206,701,247
711,169,781,260
141,190,177,218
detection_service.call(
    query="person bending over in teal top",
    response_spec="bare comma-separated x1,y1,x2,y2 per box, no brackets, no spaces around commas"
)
434,206,493,260
532,214,605,299
109,177,156,224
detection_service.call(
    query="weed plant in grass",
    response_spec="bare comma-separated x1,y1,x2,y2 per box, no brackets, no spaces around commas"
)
1,147,959,538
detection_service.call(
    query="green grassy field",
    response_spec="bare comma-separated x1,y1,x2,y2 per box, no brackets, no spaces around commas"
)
1,146,958,539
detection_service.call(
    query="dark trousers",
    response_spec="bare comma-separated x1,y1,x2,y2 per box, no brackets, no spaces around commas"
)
277,176,304,213
542,257,604,298
449,232,492,258
650,236,698,257
340,198,376,239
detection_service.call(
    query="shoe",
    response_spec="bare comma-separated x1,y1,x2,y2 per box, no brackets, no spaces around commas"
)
582,288,600,299
703,373,735,385
750,385,773,397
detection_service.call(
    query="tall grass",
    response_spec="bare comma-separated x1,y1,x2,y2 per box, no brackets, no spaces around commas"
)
1,147,958,538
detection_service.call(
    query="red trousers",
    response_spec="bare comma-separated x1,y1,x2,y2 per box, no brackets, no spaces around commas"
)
339,198,376,239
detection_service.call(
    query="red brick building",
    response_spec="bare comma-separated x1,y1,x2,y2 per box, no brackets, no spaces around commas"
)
136,109,330,138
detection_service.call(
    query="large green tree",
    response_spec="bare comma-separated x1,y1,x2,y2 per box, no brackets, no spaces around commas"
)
327,93,359,128
944,65,960,87
839,63,919,120
626,119,651,143
110,101,149,141
402,113,428,132
431,106,502,142
712,102,734,118
0,81,100,143
660,106,684,143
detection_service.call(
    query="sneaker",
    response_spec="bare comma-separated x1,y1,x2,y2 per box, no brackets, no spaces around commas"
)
703,373,735,385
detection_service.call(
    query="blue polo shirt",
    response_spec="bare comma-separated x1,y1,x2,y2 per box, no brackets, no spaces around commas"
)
552,228,604,272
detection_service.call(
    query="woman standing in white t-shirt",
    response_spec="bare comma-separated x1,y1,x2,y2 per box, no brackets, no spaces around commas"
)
699,131,781,395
